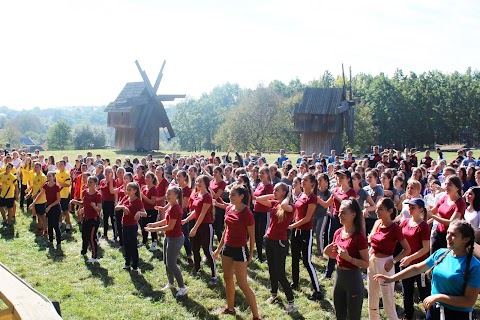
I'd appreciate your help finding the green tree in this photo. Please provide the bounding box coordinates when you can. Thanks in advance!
[72,123,106,149]
[0,123,21,148]
[47,120,72,150]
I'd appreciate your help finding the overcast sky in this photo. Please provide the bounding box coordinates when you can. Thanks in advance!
[1,0,479,110]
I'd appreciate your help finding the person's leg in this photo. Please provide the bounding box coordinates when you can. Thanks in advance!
[300,230,321,292]
[401,273,415,319]
[200,224,216,277]
[265,238,278,296]
[344,269,365,320]
[333,269,348,320]
[81,218,89,254]
[213,207,225,242]
[290,230,301,287]
[254,212,266,261]
[325,215,341,277]
[89,219,98,258]
[163,235,174,284]
[192,233,202,273]
[318,215,328,255]
[222,255,236,310]
[273,239,294,302]
[368,257,382,320]
[103,201,110,238]
[166,236,185,287]
[123,226,132,266]
[148,210,157,242]
[115,210,123,246]
[108,203,116,239]
[20,184,26,208]
[47,209,55,244]
[417,272,431,302]
[181,211,192,258]
[52,206,62,245]
[379,257,399,320]
[234,260,260,318]
[131,225,139,269]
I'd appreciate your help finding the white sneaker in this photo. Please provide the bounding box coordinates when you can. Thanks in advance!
[176,287,188,297]
[286,303,297,314]
[149,241,157,252]
[162,283,175,290]
[87,258,99,263]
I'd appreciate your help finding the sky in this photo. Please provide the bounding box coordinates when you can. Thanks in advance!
[0,0,479,110]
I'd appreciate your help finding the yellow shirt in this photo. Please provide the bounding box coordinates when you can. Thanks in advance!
[0,172,17,198]
[0,166,16,175]
[32,172,47,204]
[20,167,34,185]
[56,170,71,198]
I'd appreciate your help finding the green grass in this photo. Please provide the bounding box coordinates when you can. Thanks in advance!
[0,205,454,320]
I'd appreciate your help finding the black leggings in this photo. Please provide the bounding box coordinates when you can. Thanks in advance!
[82,218,99,258]
[291,229,320,292]
[47,205,62,245]
[192,223,216,277]
[181,211,192,256]
[213,207,225,242]
[102,201,115,238]
[265,238,294,302]
[333,268,364,320]
[401,269,430,319]
[114,210,123,246]
[326,215,342,277]
[254,211,268,260]
[123,225,139,269]
[426,304,476,320]
[140,209,158,244]
[431,230,447,254]
[20,184,32,208]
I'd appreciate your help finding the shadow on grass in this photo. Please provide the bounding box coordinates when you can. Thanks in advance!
[46,246,66,262]
[83,256,115,287]
[128,271,164,302]
[0,225,17,241]
[177,295,219,320]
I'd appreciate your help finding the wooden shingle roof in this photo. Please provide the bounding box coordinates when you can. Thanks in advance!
[104,82,149,112]
[294,87,344,115]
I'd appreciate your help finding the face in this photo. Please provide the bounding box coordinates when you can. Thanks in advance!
[445,178,459,195]
[176,173,185,183]
[87,179,96,188]
[229,190,244,204]
[380,174,389,184]
[166,190,177,202]
[145,174,153,184]
[375,202,391,221]
[338,203,355,225]
[465,189,475,204]
[195,178,206,190]
[273,186,286,199]
[446,225,470,251]
[407,183,419,196]
[127,186,136,197]
[318,177,328,189]
[408,203,422,217]
[336,174,347,185]
[259,170,268,180]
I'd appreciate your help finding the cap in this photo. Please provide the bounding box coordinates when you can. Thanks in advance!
[335,169,351,180]
[406,198,425,208]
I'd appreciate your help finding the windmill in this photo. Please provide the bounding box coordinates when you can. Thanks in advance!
[105,60,185,151]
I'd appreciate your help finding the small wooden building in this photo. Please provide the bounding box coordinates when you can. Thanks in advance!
[105,61,185,151]
[294,87,357,155]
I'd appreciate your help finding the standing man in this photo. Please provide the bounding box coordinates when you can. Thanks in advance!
[56,160,72,232]
[368,146,382,168]
[328,150,336,164]
[277,149,288,166]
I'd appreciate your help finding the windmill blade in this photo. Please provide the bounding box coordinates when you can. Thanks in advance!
[153,60,166,93]
[135,60,155,97]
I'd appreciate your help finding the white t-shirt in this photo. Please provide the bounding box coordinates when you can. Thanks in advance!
[65,162,73,171]
[465,207,480,232]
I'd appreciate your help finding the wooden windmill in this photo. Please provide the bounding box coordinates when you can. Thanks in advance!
[293,65,359,155]
[105,60,185,151]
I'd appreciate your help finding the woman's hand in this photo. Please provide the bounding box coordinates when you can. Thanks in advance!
[46,205,51,213]
[384,190,393,197]
[213,248,221,260]
[144,226,152,232]
[337,246,349,260]
[400,256,412,267]
[384,259,394,272]
[423,295,439,310]
[373,274,393,283]
[189,228,197,237]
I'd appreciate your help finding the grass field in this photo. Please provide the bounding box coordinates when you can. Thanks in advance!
[0,149,474,319]
[0,206,453,320]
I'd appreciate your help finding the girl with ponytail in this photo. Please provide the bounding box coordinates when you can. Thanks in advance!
[375,220,480,320]
[256,183,297,314]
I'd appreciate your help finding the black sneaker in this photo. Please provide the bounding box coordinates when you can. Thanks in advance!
[308,291,323,301]
[290,282,299,290]
[122,265,131,271]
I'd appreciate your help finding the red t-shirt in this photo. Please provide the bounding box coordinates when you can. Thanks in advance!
[399,219,430,264]
[343,160,355,169]
[122,197,144,226]
[190,192,213,224]
[165,203,183,238]
[156,178,169,206]
[141,185,158,210]
[435,195,466,233]
[253,182,274,212]
[370,222,405,256]
[117,185,126,205]
[332,187,357,216]
[99,179,115,202]
[43,183,60,206]
[83,191,102,220]
[333,228,368,269]
[266,200,295,241]
[115,178,123,188]
[294,192,317,230]
[224,205,255,247]
[209,179,226,200]
[182,186,192,207]
[134,175,146,187]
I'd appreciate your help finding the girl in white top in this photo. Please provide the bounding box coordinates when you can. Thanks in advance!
[464,187,480,243]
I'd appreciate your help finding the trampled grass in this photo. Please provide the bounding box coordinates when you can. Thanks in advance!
[0,205,457,320]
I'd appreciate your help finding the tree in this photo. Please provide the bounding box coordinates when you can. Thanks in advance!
[0,123,21,148]
[72,123,106,149]
[47,120,72,150]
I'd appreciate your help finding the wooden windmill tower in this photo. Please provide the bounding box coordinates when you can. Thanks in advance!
[105,60,185,151]
[293,65,358,155]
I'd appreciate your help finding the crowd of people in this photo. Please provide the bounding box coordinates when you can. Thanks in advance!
[1,146,480,320]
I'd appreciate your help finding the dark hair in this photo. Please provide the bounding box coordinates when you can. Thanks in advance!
[303,173,318,195]
[145,171,157,186]
[196,175,211,191]
[382,172,394,191]
[237,174,253,206]
[168,186,184,209]
[458,167,467,182]
[259,166,271,183]
[467,187,480,211]
[341,198,364,234]
[87,175,98,185]
[446,175,463,197]
[137,164,146,175]
[274,182,293,222]
[378,197,397,220]
[453,220,476,291]
[317,173,331,197]
[124,172,134,182]
[231,185,250,206]
[127,182,141,198]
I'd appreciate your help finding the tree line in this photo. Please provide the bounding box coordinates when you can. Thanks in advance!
[171,68,480,153]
